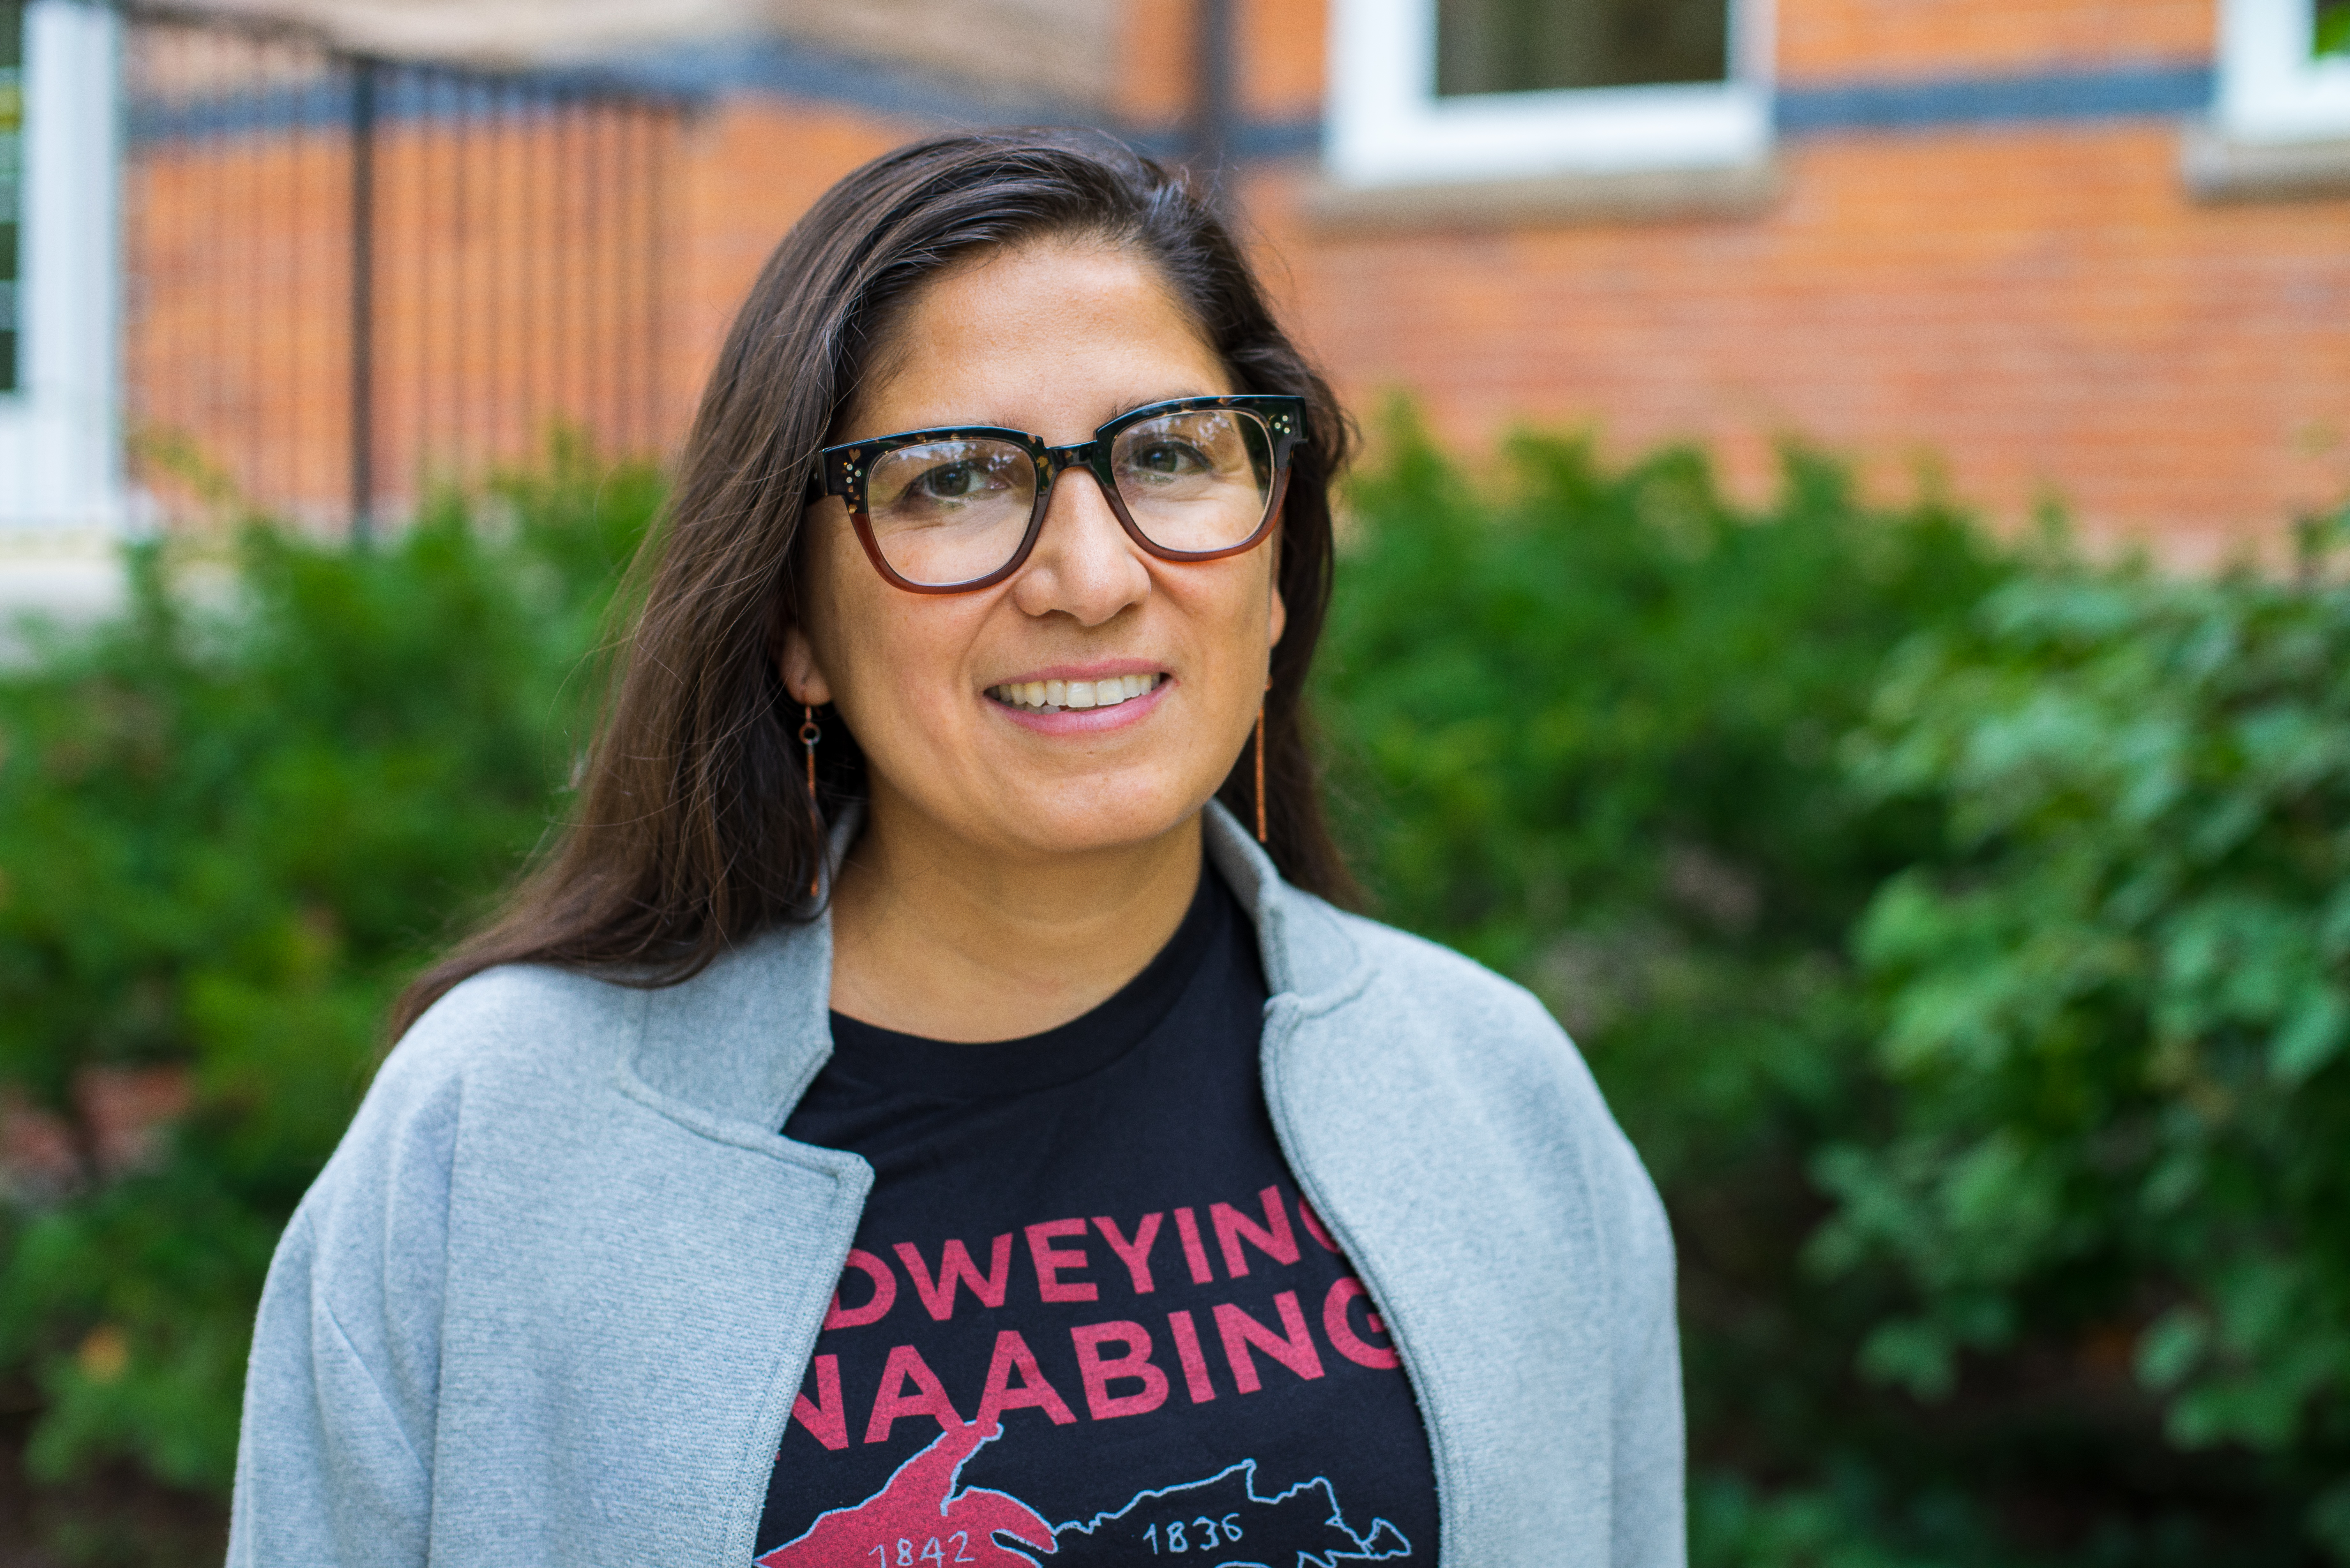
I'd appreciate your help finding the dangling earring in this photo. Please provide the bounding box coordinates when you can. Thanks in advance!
[1253,698,1268,844]
[799,703,824,897]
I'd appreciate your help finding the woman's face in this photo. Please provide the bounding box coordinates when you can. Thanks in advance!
[785,241,1286,865]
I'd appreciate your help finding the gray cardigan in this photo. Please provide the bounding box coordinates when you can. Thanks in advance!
[227,807,1684,1566]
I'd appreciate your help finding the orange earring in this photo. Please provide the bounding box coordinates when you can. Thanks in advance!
[1254,698,1267,844]
[799,703,824,897]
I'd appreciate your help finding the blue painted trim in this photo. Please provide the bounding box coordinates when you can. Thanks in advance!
[1776,62,2213,134]
[1232,116,1322,159]
[127,61,676,145]
[125,33,1077,146]
[127,26,2219,155]
[618,35,1323,158]
[1190,66,2221,166]
[130,80,346,144]
[1210,63,2219,165]
[600,36,1070,128]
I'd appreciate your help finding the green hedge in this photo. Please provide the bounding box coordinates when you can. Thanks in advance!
[1325,426,2349,1565]
[2,427,2344,1565]
[1821,530,2350,1555]
[0,448,657,1534]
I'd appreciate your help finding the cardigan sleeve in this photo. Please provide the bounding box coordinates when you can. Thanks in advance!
[1599,1110,1686,1568]
[228,1033,464,1567]
[228,1209,432,1567]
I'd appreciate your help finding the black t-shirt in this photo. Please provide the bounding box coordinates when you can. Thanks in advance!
[757,869,1439,1566]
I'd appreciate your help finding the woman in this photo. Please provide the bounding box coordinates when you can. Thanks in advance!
[228,130,1682,1567]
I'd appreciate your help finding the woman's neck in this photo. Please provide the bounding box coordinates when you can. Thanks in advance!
[825,799,1205,1043]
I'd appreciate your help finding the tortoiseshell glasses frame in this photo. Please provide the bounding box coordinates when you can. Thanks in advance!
[803,394,1309,594]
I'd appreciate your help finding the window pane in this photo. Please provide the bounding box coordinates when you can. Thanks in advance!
[2319,0,2350,58]
[0,0,20,394]
[1436,0,1730,96]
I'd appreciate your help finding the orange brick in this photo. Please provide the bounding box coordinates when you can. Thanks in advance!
[1238,0,1326,120]
[1779,0,2214,83]
[1115,0,1198,129]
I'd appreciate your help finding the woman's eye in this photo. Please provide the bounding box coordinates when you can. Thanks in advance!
[915,462,991,500]
[1128,441,1211,478]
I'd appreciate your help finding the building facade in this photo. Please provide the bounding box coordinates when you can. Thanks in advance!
[1277,0,2350,560]
[5,0,2348,568]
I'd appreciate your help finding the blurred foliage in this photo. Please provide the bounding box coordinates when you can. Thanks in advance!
[1818,516,2350,1555]
[0,442,657,1548]
[1323,413,2345,1564]
[4,419,2347,1567]
[2320,0,2350,59]
[1322,416,2020,1564]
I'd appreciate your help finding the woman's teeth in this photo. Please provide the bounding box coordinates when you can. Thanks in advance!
[988,672,1163,712]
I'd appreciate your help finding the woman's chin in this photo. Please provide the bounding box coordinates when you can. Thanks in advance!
[945,780,1211,863]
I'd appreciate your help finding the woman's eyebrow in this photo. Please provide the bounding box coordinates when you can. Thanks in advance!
[1107,391,1212,423]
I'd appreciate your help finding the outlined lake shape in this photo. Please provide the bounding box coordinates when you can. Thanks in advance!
[1048,1460,1412,1567]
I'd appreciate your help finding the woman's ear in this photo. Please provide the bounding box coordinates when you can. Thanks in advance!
[780,621,834,707]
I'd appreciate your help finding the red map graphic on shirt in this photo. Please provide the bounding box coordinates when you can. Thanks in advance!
[756,1419,1056,1568]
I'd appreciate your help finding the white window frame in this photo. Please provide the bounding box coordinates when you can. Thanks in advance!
[2217,0,2350,144]
[0,0,125,533]
[1325,0,1773,190]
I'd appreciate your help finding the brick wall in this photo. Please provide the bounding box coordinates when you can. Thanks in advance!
[123,0,2350,555]
[663,98,914,444]
[1247,123,2350,557]
[1236,0,1325,120]
[1117,0,1199,130]
[1229,0,2350,557]
[1778,0,2214,81]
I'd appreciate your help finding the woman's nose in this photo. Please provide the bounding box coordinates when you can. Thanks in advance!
[1010,466,1151,625]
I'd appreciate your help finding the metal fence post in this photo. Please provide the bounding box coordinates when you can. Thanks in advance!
[1194,0,1233,192]
[347,53,376,544]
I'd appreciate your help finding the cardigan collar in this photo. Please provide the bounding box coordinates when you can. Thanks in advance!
[623,801,1364,1134]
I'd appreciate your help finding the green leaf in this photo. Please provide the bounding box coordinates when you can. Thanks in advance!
[2136,1305,2210,1391]
[2272,984,2350,1084]
[1857,1317,1957,1400]
[2319,2,2350,59]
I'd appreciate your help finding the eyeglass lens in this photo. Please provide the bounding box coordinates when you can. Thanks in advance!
[861,408,1278,587]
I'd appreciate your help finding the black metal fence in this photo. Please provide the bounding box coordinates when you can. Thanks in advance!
[123,5,679,535]
[1,1,23,396]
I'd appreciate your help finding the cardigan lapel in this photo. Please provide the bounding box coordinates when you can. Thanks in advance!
[610,911,876,1564]
[1216,805,1610,1563]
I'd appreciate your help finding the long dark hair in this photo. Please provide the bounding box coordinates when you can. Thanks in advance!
[392,128,1359,1038]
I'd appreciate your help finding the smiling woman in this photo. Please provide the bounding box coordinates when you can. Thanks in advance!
[789,248,1304,1040]
[224,131,1685,1568]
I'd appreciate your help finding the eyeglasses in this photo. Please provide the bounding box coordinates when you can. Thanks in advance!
[805,394,1308,593]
